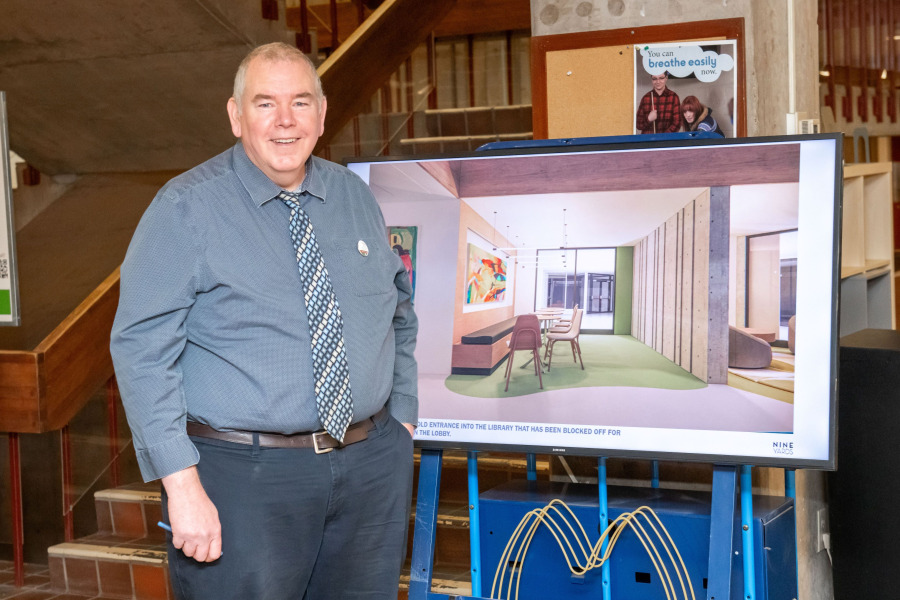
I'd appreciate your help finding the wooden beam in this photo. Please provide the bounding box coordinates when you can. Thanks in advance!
[287,0,529,50]
[316,0,457,149]
[434,0,531,37]
[452,144,801,198]
[418,161,460,197]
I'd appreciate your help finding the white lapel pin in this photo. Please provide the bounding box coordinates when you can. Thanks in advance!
[358,240,369,257]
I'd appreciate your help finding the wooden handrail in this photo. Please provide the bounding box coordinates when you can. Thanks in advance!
[0,269,120,433]
[317,0,456,149]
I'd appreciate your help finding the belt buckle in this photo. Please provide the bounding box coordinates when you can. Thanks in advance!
[312,431,334,454]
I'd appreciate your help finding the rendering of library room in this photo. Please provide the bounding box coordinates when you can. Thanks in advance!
[360,141,805,436]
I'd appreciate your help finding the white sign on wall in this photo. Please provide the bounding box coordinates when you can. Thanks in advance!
[0,92,20,326]
[634,41,738,138]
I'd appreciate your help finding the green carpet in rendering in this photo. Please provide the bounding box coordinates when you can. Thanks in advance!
[444,334,706,398]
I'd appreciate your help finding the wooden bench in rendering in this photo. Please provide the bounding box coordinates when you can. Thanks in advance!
[450,317,518,375]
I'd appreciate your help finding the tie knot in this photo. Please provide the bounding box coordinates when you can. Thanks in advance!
[278,190,303,210]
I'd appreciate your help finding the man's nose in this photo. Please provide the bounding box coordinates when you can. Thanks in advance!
[276,104,295,126]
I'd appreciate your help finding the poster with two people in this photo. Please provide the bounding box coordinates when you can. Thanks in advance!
[634,41,737,138]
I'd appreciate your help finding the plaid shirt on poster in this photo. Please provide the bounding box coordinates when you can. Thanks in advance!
[635,88,682,134]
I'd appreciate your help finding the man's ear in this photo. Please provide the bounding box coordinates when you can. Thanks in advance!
[227,97,242,138]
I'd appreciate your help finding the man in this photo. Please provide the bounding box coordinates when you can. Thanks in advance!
[635,71,682,134]
[110,42,417,599]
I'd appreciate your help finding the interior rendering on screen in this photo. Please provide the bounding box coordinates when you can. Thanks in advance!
[347,135,841,468]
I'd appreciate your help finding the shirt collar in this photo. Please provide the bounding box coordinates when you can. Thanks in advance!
[232,142,327,207]
[297,156,327,204]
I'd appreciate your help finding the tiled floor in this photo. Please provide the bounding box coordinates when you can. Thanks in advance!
[0,562,96,600]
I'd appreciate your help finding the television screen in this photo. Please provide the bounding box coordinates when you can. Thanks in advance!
[346,134,841,469]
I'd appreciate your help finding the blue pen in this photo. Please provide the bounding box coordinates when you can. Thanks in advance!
[157,521,223,557]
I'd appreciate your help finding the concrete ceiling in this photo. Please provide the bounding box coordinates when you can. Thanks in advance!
[0,0,295,174]
[1,0,458,175]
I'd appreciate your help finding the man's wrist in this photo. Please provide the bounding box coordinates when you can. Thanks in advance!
[162,466,202,495]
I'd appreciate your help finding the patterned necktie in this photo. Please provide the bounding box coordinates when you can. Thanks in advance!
[279,191,354,442]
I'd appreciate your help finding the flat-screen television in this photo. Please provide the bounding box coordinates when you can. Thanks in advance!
[346,133,842,469]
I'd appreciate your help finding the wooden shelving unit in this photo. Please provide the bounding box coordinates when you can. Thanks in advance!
[840,162,896,336]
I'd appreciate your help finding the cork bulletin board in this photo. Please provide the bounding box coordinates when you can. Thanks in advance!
[531,18,746,140]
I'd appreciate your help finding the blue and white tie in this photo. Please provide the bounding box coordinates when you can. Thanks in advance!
[279,191,353,442]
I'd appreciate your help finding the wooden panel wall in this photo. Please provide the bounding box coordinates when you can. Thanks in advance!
[631,187,730,384]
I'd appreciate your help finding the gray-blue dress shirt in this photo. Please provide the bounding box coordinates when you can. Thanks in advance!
[110,142,418,482]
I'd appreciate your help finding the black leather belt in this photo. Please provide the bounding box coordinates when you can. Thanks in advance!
[186,406,387,454]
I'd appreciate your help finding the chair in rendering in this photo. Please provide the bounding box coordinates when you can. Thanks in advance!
[550,304,578,333]
[545,307,584,371]
[504,314,543,391]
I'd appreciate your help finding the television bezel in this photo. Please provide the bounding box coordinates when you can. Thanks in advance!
[345,132,842,470]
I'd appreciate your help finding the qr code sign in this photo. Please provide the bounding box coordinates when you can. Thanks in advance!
[0,258,8,279]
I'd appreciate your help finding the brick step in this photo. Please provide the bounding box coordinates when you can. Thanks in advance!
[95,484,165,540]
[47,451,547,597]
[48,538,171,599]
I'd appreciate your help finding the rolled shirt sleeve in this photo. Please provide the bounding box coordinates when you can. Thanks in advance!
[110,187,203,482]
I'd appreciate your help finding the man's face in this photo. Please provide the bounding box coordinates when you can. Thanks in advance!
[227,57,326,190]
[651,74,668,94]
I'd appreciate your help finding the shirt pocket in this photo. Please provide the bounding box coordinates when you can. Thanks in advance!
[329,236,396,297]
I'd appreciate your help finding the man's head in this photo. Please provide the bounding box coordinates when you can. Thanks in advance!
[227,43,326,190]
[650,72,668,94]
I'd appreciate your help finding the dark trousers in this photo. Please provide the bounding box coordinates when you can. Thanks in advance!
[162,411,414,599]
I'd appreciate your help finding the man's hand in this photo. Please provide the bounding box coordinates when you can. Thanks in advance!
[162,467,222,562]
[402,422,416,438]
[647,109,658,123]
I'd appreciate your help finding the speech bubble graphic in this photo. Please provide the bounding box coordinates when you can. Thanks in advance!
[640,45,735,83]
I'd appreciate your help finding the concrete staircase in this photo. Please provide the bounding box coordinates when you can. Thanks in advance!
[47,451,548,598]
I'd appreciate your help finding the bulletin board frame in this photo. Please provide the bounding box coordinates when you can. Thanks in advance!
[530,18,747,140]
